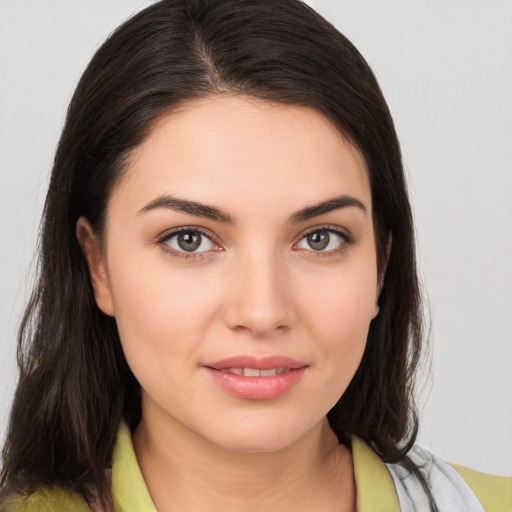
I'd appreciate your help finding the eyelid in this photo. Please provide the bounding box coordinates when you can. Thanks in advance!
[156,225,219,244]
[298,224,354,242]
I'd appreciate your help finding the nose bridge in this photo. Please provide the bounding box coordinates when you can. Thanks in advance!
[223,243,296,335]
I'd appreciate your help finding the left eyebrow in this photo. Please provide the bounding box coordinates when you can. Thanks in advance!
[287,195,367,223]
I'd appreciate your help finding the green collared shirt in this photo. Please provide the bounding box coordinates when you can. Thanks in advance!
[3,423,510,511]
[111,423,401,511]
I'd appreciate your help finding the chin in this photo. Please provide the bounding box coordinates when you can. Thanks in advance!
[198,414,318,454]
[212,433,299,454]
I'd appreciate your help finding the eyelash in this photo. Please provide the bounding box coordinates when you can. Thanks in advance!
[155,225,355,262]
[298,225,355,257]
[156,226,219,262]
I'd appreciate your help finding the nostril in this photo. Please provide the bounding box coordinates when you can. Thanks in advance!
[221,263,298,334]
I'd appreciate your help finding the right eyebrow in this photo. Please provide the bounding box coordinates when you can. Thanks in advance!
[287,195,367,223]
[137,195,235,224]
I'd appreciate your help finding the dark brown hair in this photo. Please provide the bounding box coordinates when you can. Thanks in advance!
[1,0,427,509]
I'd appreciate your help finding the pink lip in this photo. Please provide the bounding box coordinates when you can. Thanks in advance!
[204,355,307,370]
[203,355,308,400]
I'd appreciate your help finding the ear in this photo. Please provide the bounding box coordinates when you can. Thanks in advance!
[76,216,115,316]
[377,233,392,295]
[374,233,392,318]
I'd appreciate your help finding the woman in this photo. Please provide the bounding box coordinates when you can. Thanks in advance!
[0,0,509,511]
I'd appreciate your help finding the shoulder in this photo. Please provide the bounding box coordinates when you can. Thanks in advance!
[386,444,512,512]
[1,487,93,512]
[451,462,512,512]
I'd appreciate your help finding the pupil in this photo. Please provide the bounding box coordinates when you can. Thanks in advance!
[178,231,201,251]
[308,230,329,250]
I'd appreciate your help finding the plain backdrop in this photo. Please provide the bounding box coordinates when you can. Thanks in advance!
[1,0,510,477]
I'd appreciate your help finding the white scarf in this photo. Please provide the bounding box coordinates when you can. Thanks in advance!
[386,445,485,512]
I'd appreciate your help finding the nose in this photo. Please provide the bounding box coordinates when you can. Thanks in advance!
[222,248,297,337]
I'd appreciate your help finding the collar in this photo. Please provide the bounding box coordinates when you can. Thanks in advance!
[351,435,400,511]
[111,423,400,512]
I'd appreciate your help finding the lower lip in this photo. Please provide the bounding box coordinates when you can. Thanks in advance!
[204,367,307,400]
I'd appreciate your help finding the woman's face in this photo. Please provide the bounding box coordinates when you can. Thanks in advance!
[84,95,379,452]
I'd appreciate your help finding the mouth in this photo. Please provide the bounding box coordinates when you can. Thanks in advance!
[204,355,307,372]
[211,367,291,377]
[203,355,308,400]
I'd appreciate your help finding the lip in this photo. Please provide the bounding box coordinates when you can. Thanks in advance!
[203,355,308,400]
[204,355,307,371]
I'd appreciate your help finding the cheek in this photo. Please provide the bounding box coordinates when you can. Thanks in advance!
[107,253,220,376]
[310,285,373,373]
[300,257,378,342]
[297,254,378,394]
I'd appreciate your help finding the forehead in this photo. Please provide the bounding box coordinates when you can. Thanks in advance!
[113,95,371,218]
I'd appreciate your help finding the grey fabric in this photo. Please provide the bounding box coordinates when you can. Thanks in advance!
[385,446,485,512]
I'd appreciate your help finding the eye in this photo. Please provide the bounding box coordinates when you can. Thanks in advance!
[161,229,217,254]
[296,228,350,253]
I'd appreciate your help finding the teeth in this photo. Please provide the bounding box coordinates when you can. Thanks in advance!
[243,368,260,377]
[221,367,289,377]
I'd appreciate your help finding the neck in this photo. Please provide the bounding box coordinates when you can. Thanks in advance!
[133,412,355,512]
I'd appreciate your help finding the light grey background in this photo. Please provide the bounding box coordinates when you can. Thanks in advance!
[1,0,511,476]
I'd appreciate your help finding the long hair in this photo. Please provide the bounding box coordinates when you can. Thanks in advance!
[1,0,425,508]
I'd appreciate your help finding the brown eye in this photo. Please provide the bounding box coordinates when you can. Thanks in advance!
[297,228,347,253]
[177,231,201,251]
[164,229,216,253]
[306,230,330,250]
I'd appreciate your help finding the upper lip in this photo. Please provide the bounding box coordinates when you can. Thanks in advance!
[204,355,308,370]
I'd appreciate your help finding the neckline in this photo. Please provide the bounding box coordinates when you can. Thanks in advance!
[111,423,400,512]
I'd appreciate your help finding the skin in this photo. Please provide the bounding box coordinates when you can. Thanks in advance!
[78,95,381,511]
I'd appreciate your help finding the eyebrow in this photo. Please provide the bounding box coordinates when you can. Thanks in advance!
[287,195,367,223]
[138,195,235,223]
[138,194,367,224]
